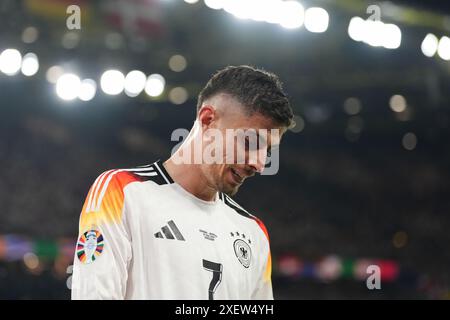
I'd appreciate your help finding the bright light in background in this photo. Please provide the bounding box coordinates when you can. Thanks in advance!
[124,70,147,97]
[389,94,407,113]
[402,132,417,151]
[23,252,39,270]
[21,53,39,77]
[169,87,189,105]
[56,73,81,101]
[250,0,274,22]
[364,20,385,47]
[100,70,125,95]
[224,0,282,24]
[437,36,450,61]
[290,115,305,133]
[145,74,165,97]
[305,7,329,33]
[343,97,362,115]
[21,26,39,44]
[204,0,223,10]
[279,1,304,29]
[46,65,64,84]
[262,0,285,24]
[0,49,22,76]
[104,32,125,50]
[78,79,97,101]
[348,17,365,42]
[382,23,402,49]
[184,0,199,3]
[348,17,401,49]
[223,0,252,20]
[421,33,438,57]
[61,31,80,49]
[316,255,342,281]
[168,54,187,72]
[203,0,310,30]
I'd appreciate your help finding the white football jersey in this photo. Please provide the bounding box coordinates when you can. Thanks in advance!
[71,160,273,300]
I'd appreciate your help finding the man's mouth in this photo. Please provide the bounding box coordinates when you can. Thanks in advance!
[230,168,244,183]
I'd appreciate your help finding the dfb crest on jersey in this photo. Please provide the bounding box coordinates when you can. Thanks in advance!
[230,232,252,268]
[77,229,104,264]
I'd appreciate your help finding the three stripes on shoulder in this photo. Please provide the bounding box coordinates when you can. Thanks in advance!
[85,163,168,213]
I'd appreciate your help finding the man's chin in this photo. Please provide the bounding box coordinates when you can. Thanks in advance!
[221,184,240,197]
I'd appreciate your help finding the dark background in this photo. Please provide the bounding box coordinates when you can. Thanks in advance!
[0,0,449,299]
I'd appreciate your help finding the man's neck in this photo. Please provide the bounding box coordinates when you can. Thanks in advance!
[163,158,218,202]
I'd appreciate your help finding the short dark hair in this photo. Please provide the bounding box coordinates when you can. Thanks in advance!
[197,65,294,128]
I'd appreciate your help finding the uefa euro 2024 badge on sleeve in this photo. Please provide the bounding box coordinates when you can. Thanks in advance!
[76,228,104,264]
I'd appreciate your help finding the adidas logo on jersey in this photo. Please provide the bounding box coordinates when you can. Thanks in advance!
[154,220,185,241]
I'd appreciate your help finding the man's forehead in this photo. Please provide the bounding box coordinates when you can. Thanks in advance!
[203,93,287,136]
[229,127,284,148]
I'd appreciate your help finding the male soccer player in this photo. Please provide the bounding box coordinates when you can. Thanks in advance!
[71,65,294,299]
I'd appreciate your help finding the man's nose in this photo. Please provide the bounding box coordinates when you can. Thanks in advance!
[247,150,266,174]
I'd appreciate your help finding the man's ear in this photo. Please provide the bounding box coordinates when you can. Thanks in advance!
[198,105,216,128]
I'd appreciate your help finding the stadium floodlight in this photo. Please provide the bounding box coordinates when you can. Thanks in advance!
[304,7,329,33]
[22,26,39,44]
[421,33,438,57]
[46,65,64,84]
[389,95,407,113]
[365,20,385,47]
[262,0,285,24]
[348,17,365,42]
[402,132,417,151]
[0,48,22,76]
[348,17,401,49]
[169,87,189,105]
[279,1,304,29]
[78,79,97,101]
[125,70,147,97]
[168,55,187,72]
[56,73,81,101]
[145,74,165,97]
[382,23,401,49]
[100,69,125,95]
[250,0,273,22]
[21,53,39,77]
[204,0,223,10]
[437,36,450,61]
[223,0,248,19]
[204,0,308,30]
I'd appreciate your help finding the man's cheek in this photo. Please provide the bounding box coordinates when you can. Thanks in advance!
[260,148,279,175]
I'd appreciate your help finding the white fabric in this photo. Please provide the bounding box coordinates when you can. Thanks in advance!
[71,163,273,300]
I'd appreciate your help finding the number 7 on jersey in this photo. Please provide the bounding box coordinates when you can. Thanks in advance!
[202,259,223,300]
